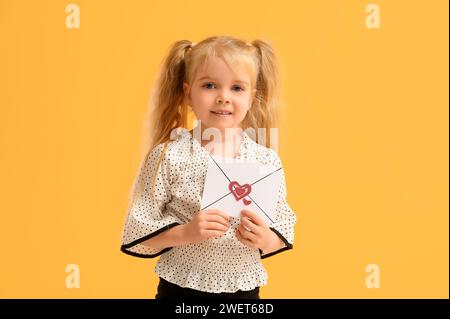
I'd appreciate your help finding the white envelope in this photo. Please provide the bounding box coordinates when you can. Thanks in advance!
[200,154,282,224]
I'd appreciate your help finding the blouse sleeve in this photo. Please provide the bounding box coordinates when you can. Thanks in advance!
[120,143,182,258]
[259,152,298,259]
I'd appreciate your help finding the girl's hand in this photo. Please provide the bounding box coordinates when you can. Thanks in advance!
[183,209,231,244]
[236,209,283,253]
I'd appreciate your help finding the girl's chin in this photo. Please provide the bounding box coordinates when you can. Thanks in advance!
[198,123,240,132]
[202,118,232,126]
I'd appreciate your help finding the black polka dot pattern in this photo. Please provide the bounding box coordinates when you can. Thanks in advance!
[120,128,297,293]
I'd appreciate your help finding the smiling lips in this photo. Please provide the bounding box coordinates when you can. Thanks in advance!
[211,110,232,116]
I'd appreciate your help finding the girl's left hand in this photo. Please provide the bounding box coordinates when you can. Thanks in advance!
[235,209,281,253]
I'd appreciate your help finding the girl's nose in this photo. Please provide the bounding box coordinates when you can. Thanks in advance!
[216,96,230,104]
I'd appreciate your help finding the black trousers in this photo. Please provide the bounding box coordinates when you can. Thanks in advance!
[155,277,260,299]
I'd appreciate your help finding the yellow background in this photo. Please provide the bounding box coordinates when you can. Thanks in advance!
[0,0,448,298]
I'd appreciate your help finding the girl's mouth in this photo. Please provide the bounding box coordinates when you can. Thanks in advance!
[211,111,232,116]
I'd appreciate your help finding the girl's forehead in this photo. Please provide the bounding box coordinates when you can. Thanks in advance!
[194,56,252,82]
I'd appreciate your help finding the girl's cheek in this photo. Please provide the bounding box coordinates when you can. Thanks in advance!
[198,94,214,104]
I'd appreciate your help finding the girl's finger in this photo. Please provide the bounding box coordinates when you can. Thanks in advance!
[205,210,230,224]
[236,228,257,249]
[241,209,265,227]
[237,226,257,243]
[205,221,229,232]
[240,217,261,236]
[204,214,229,227]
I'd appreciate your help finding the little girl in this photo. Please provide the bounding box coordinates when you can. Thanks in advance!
[120,35,297,299]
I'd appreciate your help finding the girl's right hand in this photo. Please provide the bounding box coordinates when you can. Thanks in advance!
[183,209,231,244]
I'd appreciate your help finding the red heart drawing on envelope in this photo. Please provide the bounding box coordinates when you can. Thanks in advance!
[229,181,252,205]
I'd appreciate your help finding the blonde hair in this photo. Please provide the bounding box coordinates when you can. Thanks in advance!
[125,35,281,214]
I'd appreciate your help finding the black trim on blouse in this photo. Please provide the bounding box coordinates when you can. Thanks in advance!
[259,227,293,259]
[121,223,293,259]
[120,222,181,258]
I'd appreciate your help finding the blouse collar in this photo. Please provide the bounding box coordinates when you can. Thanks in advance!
[174,127,251,160]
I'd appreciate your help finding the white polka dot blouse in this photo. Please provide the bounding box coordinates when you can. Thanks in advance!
[121,127,297,293]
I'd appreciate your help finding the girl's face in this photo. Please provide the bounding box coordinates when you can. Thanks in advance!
[183,56,256,134]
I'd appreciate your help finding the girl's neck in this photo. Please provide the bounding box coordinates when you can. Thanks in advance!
[192,126,244,159]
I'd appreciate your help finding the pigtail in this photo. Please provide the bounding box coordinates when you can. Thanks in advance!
[125,40,193,217]
[245,39,281,148]
[148,40,193,150]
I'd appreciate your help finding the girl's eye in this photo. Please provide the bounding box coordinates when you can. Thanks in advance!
[202,83,244,92]
[203,83,216,89]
